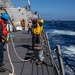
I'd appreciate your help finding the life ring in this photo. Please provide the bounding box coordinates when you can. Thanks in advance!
[21,19,26,27]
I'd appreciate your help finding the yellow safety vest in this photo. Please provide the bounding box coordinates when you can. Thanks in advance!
[33,24,43,35]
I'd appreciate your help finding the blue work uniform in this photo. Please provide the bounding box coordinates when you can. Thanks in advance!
[0,24,4,65]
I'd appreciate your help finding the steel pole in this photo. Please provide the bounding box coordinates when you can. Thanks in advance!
[56,45,65,75]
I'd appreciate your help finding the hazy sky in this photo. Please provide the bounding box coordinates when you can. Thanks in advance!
[11,0,75,21]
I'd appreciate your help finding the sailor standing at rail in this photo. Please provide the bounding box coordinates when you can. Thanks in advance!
[0,13,9,72]
[32,19,44,65]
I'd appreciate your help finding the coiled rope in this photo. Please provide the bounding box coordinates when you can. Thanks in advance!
[10,34,31,62]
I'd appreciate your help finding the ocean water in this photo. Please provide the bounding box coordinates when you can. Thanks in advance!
[44,21,75,75]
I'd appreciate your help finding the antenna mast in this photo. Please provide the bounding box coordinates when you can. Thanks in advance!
[28,0,30,10]
[28,0,30,6]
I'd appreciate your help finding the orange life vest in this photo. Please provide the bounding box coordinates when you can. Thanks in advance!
[0,20,8,37]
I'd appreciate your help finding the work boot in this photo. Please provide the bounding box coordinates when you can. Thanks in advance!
[0,63,4,67]
[3,48,6,51]
[36,61,42,65]
[0,67,6,72]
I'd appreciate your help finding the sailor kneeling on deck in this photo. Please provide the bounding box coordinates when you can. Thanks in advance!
[32,19,44,65]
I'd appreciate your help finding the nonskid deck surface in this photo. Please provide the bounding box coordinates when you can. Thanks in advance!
[0,31,56,75]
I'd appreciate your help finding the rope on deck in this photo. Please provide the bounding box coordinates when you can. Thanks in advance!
[6,35,15,75]
[10,34,31,62]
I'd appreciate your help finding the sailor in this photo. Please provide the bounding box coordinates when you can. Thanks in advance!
[32,19,44,44]
[32,19,44,65]
[32,19,38,45]
[28,19,32,34]
[0,13,9,72]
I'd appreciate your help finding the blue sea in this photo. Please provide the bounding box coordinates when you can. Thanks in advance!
[44,21,75,75]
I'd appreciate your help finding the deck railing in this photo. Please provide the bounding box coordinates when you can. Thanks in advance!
[42,31,75,75]
[41,31,60,75]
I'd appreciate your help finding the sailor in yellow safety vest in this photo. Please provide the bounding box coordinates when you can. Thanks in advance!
[32,19,44,44]
[32,19,44,65]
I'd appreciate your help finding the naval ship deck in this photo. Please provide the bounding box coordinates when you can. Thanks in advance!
[0,31,57,75]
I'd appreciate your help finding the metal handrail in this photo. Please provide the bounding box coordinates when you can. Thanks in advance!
[43,31,75,75]
[55,45,65,75]
[42,31,60,75]
[55,46,75,73]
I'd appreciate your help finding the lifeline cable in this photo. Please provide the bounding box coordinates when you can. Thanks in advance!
[55,49,75,72]
[10,34,31,62]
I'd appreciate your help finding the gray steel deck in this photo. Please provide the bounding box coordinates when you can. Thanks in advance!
[0,31,57,75]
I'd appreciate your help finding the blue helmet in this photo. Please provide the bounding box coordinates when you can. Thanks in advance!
[1,14,10,21]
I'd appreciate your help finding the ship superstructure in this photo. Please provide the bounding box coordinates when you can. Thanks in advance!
[0,0,12,7]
